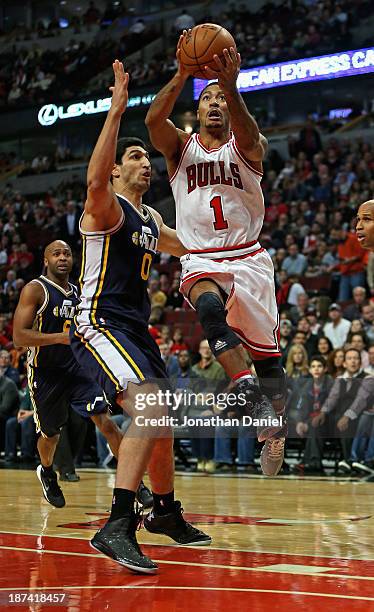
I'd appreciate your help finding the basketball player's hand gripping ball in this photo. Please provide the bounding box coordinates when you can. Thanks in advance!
[176,30,192,79]
[204,47,241,89]
[109,59,129,114]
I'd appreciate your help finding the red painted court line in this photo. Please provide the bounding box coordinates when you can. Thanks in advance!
[0,532,373,610]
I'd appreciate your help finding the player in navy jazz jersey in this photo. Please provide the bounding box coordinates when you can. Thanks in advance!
[70,60,210,573]
[13,240,152,509]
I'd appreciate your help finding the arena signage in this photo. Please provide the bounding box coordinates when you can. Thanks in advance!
[193,47,374,98]
[37,93,156,126]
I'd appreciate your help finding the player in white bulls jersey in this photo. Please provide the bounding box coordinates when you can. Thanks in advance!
[146,32,287,476]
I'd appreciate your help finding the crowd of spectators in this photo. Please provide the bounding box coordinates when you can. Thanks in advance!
[0,122,373,476]
[1,0,372,109]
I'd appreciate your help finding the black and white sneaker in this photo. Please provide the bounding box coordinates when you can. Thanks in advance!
[352,460,374,475]
[36,465,65,508]
[235,379,282,442]
[136,481,153,510]
[144,501,212,546]
[91,515,158,574]
[338,459,352,474]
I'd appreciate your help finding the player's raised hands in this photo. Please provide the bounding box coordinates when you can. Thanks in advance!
[109,59,129,115]
[176,30,190,79]
[204,47,241,89]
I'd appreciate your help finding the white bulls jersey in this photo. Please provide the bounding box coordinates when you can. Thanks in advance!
[170,132,264,255]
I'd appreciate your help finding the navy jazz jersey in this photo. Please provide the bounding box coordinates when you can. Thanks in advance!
[27,275,78,371]
[76,194,159,328]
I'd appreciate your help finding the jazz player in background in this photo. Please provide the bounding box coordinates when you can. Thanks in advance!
[146,32,286,476]
[13,240,153,509]
[70,60,210,574]
[356,200,374,251]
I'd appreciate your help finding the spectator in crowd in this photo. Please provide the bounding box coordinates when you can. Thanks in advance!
[279,318,293,365]
[296,317,319,358]
[166,276,184,309]
[317,336,333,360]
[298,118,322,160]
[174,10,195,33]
[361,303,374,343]
[171,350,197,391]
[170,328,188,354]
[295,356,334,474]
[343,286,367,321]
[337,227,366,301]
[323,303,351,349]
[289,292,309,324]
[59,201,81,244]
[4,387,36,463]
[0,349,20,387]
[364,346,374,376]
[315,348,372,474]
[349,333,369,369]
[148,277,167,309]
[326,348,345,378]
[282,244,307,277]
[285,344,310,383]
[350,404,374,475]
[159,342,178,377]
[0,367,20,449]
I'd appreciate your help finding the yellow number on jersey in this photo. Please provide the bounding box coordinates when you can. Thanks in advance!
[63,319,72,333]
[141,253,152,281]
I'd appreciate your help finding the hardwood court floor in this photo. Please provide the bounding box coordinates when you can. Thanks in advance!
[0,468,373,611]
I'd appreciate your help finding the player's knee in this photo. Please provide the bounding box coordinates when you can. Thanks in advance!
[195,292,241,357]
[253,357,287,405]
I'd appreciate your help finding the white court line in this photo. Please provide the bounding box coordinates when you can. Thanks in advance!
[0,585,373,602]
[1,529,374,561]
[0,545,373,584]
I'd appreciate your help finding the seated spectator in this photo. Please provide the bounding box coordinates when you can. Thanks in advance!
[305,305,321,335]
[289,292,309,324]
[294,356,334,474]
[4,387,36,463]
[337,227,366,301]
[282,244,307,277]
[326,348,345,378]
[323,303,351,349]
[0,368,20,450]
[170,350,198,392]
[174,10,195,33]
[350,403,374,475]
[361,304,374,342]
[314,348,373,474]
[343,286,367,321]
[279,319,293,365]
[148,278,167,309]
[0,349,21,387]
[166,277,184,309]
[364,346,374,376]
[317,336,333,360]
[157,325,173,352]
[296,317,319,358]
[170,328,188,354]
[159,342,178,377]
[286,344,310,385]
[347,318,366,341]
[349,334,369,369]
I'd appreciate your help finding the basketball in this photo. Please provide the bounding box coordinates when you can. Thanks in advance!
[179,23,236,79]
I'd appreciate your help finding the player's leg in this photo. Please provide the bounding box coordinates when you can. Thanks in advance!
[90,411,153,508]
[253,356,288,476]
[144,434,211,545]
[30,370,68,508]
[189,279,280,441]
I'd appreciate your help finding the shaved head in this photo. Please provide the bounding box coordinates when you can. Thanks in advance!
[43,240,73,280]
[356,201,374,250]
[44,240,71,258]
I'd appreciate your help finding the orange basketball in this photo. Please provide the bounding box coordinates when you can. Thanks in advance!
[179,23,236,79]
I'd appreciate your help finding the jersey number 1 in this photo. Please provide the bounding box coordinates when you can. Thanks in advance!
[210,196,228,231]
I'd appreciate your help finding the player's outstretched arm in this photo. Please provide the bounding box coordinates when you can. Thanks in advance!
[145,32,190,170]
[149,208,187,257]
[204,48,267,162]
[85,60,128,227]
[13,282,69,348]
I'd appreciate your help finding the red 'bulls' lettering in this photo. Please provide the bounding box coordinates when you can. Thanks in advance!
[186,162,244,194]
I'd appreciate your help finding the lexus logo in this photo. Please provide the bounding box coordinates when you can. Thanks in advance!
[38,104,58,126]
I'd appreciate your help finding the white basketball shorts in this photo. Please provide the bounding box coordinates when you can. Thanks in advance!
[179,246,280,359]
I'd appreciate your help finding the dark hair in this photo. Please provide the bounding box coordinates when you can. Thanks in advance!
[115,137,147,164]
[310,355,326,367]
[317,335,333,353]
[197,81,219,106]
[344,347,361,360]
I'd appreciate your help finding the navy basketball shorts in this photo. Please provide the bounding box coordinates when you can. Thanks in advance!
[28,364,108,438]
[71,319,168,402]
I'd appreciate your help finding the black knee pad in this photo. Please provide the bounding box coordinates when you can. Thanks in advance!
[195,292,241,357]
[253,357,287,402]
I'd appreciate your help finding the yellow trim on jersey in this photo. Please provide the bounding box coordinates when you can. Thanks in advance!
[79,235,86,292]
[74,330,122,392]
[27,366,47,438]
[100,327,145,381]
[32,314,43,367]
[88,234,145,381]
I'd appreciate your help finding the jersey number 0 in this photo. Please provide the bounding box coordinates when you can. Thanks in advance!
[210,196,228,231]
